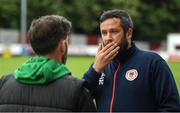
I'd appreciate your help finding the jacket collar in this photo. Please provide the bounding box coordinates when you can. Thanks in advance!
[114,42,138,63]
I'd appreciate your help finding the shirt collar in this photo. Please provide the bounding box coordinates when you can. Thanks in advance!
[114,42,138,63]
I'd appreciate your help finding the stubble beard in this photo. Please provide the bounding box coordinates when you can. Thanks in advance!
[118,35,128,53]
[114,35,128,60]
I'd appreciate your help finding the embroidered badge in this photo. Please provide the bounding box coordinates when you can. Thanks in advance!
[99,73,105,85]
[125,69,138,81]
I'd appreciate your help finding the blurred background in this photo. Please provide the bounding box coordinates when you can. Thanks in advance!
[0,0,180,92]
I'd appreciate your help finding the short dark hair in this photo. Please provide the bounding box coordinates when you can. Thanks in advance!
[29,15,72,55]
[100,9,133,33]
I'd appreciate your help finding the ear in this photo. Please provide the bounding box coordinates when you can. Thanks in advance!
[126,28,133,41]
[59,40,66,54]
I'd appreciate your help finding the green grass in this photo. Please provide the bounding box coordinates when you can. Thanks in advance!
[66,56,94,77]
[0,56,94,77]
[0,56,180,93]
[168,62,180,92]
[0,56,31,76]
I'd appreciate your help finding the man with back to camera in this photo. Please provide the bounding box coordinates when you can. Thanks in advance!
[0,15,108,112]
[83,9,180,112]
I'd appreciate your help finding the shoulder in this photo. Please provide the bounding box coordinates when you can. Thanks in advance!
[137,49,171,73]
[55,75,86,93]
[137,49,163,61]
[60,76,91,99]
[60,75,85,87]
[0,74,14,89]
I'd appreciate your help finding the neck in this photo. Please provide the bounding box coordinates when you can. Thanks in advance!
[115,42,135,63]
[46,53,62,63]
[127,41,132,49]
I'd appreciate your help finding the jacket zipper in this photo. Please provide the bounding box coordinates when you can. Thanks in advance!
[110,62,120,113]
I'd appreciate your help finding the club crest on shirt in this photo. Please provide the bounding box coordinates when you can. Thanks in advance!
[125,69,138,81]
[99,73,105,85]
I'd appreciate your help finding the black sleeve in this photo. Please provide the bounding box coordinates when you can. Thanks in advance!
[76,87,97,112]
[151,59,180,111]
[83,64,101,97]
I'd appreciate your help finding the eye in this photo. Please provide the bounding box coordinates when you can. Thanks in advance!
[101,30,107,36]
[110,29,119,34]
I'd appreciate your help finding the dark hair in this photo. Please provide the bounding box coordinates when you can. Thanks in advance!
[100,9,133,33]
[29,15,72,55]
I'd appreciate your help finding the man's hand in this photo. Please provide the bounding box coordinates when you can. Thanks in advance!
[93,41,120,73]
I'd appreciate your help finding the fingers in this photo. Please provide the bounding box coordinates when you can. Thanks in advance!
[95,42,119,62]
[105,46,119,60]
[99,41,119,57]
[103,43,118,55]
[93,41,120,73]
[101,42,116,53]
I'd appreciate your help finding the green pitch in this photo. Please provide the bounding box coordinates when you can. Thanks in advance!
[0,56,180,93]
[0,56,94,77]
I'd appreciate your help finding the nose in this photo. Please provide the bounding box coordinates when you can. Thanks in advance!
[104,32,113,44]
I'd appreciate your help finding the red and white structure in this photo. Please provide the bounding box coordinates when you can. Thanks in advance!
[0,29,180,62]
[167,33,180,61]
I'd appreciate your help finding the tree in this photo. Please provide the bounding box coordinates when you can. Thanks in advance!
[0,0,20,29]
[0,0,179,42]
[135,0,180,41]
